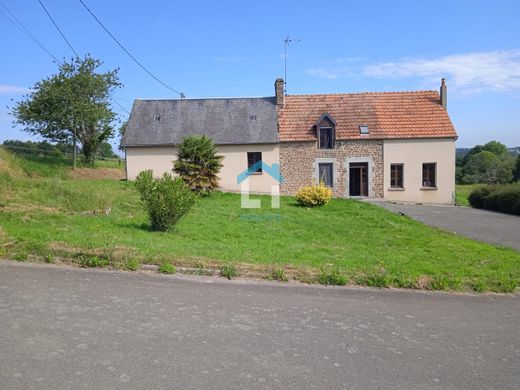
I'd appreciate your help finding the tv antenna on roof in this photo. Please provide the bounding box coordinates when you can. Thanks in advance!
[284,36,301,96]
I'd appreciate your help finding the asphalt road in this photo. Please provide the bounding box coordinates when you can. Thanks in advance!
[1,261,519,390]
[369,201,520,251]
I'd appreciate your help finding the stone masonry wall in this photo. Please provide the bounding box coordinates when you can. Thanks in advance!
[280,140,383,198]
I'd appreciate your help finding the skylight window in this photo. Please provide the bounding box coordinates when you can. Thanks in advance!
[359,124,369,135]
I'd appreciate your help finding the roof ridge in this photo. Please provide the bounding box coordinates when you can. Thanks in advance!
[134,96,275,102]
[287,90,438,97]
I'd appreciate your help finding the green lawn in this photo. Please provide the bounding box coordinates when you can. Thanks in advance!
[455,184,481,207]
[1,151,519,292]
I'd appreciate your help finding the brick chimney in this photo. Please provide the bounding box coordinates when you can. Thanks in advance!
[275,78,284,107]
[440,78,447,110]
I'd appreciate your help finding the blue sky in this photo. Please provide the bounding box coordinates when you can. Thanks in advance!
[1,0,519,149]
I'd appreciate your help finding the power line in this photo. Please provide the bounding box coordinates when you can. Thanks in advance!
[0,0,59,63]
[37,0,79,58]
[0,1,129,117]
[79,0,185,98]
[37,1,131,115]
[110,95,131,114]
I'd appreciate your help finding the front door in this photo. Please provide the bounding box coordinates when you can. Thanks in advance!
[349,162,368,197]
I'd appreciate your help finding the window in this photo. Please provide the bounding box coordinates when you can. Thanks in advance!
[422,163,436,188]
[318,163,333,187]
[390,164,404,188]
[319,127,334,149]
[154,114,160,122]
[247,152,262,173]
[359,124,369,135]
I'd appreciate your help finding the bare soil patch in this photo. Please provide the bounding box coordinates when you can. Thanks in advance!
[69,167,125,180]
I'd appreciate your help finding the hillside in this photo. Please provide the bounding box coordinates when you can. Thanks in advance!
[0,147,124,179]
[0,149,519,292]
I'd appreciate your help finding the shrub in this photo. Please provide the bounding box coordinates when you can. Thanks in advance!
[173,135,223,194]
[295,184,333,207]
[467,186,491,209]
[135,170,196,231]
[158,262,176,274]
[220,264,238,279]
[468,183,520,215]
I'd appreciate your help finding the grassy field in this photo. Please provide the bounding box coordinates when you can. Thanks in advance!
[455,184,481,207]
[1,150,519,292]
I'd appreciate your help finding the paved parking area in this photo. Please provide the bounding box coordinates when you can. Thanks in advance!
[369,201,520,251]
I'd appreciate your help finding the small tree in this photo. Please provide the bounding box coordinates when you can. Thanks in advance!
[12,55,121,166]
[173,135,223,194]
[135,170,196,231]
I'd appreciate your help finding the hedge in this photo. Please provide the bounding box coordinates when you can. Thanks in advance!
[468,183,520,215]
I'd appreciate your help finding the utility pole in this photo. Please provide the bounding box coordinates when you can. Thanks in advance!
[284,36,300,96]
[72,128,77,169]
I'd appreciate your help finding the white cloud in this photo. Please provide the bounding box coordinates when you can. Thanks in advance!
[306,67,356,79]
[364,50,520,93]
[0,84,31,95]
[307,50,520,94]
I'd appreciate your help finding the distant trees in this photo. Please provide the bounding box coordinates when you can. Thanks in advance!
[457,141,516,184]
[12,55,121,166]
[1,139,71,157]
[1,139,118,160]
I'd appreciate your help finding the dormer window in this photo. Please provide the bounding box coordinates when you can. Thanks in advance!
[319,127,334,149]
[359,124,369,135]
[316,113,336,149]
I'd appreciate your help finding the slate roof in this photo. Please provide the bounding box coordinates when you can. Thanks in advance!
[278,91,457,141]
[121,97,278,147]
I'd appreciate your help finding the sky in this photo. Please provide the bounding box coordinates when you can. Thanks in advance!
[0,0,519,150]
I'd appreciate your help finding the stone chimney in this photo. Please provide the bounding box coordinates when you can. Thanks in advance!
[275,78,284,107]
[440,78,447,110]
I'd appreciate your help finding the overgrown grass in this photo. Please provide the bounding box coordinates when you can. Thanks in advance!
[158,262,176,274]
[0,149,122,178]
[455,184,481,207]
[1,150,520,292]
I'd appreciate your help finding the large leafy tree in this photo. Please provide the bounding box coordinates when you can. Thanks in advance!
[173,135,223,194]
[459,140,515,184]
[462,150,514,184]
[12,55,121,166]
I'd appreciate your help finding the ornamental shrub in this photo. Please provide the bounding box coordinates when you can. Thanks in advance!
[173,135,223,194]
[468,183,520,215]
[295,184,333,207]
[135,170,196,231]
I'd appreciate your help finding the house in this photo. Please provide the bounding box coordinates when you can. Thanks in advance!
[121,78,457,204]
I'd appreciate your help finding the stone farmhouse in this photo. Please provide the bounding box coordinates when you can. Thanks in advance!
[121,78,457,204]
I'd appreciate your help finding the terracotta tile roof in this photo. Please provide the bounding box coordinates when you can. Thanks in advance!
[278,91,457,141]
